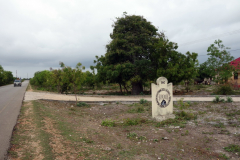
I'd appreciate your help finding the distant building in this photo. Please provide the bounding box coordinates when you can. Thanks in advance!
[229,57,240,86]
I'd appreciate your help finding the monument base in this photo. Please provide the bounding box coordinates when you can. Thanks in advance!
[153,114,175,122]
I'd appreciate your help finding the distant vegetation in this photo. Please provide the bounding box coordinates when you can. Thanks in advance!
[30,13,240,95]
[0,65,14,86]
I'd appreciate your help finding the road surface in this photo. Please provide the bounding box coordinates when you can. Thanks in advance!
[0,80,28,160]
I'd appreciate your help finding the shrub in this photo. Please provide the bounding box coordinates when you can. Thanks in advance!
[175,111,197,120]
[226,96,233,103]
[213,96,225,103]
[175,98,189,110]
[139,99,148,104]
[215,84,234,95]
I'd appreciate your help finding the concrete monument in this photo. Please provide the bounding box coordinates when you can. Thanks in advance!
[151,77,175,121]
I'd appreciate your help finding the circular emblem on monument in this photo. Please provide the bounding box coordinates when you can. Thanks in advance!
[156,88,171,108]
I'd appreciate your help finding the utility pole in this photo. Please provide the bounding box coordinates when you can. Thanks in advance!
[16,70,17,78]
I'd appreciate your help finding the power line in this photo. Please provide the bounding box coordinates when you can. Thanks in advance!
[180,29,240,46]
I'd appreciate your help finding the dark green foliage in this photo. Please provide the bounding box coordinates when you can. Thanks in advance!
[139,99,148,104]
[77,102,89,107]
[93,12,199,95]
[83,71,95,88]
[215,84,234,95]
[175,111,197,120]
[197,62,212,80]
[94,13,159,95]
[0,65,14,86]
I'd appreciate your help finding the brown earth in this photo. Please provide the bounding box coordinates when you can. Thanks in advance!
[8,99,240,160]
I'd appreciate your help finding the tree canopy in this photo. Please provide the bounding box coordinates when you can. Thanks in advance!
[93,13,199,95]
[204,39,235,83]
[0,65,14,86]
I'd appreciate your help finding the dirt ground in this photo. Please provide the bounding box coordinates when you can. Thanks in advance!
[8,98,240,160]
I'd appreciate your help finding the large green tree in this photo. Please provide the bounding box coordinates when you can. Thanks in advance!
[205,39,235,84]
[94,13,160,95]
[94,13,199,95]
[155,37,198,85]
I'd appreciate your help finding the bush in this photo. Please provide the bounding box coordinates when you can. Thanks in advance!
[215,84,234,95]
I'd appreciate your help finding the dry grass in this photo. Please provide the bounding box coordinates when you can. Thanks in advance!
[8,99,240,160]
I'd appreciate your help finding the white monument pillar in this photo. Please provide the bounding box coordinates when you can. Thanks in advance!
[151,77,175,121]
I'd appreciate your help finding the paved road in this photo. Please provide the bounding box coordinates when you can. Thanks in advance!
[0,80,28,160]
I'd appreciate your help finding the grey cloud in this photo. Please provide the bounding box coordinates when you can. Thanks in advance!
[0,0,240,78]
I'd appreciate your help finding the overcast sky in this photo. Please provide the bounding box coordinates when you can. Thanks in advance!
[0,0,240,78]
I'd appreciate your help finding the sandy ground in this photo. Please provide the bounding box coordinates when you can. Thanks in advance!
[24,91,240,102]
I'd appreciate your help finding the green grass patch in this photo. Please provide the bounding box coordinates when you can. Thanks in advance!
[77,102,89,107]
[32,101,55,160]
[225,110,240,116]
[156,111,197,128]
[122,118,148,126]
[139,98,148,104]
[101,119,116,127]
[224,144,240,153]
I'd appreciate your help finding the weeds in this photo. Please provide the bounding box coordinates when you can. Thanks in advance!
[224,144,240,153]
[139,99,148,104]
[77,102,89,107]
[226,96,233,103]
[156,111,196,128]
[127,132,137,139]
[175,98,189,110]
[212,96,225,103]
[122,118,147,126]
[226,111,240,117]
[101,119,116,127]
[181,130,189,136]
[128,106,144,113]
[213,122,225,128]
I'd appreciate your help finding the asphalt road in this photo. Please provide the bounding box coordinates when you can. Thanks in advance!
[0,80,28,160]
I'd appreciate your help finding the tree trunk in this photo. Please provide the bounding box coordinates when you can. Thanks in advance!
[119,83,123,94]
[123,84,128,93]
[131,82,143,95]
